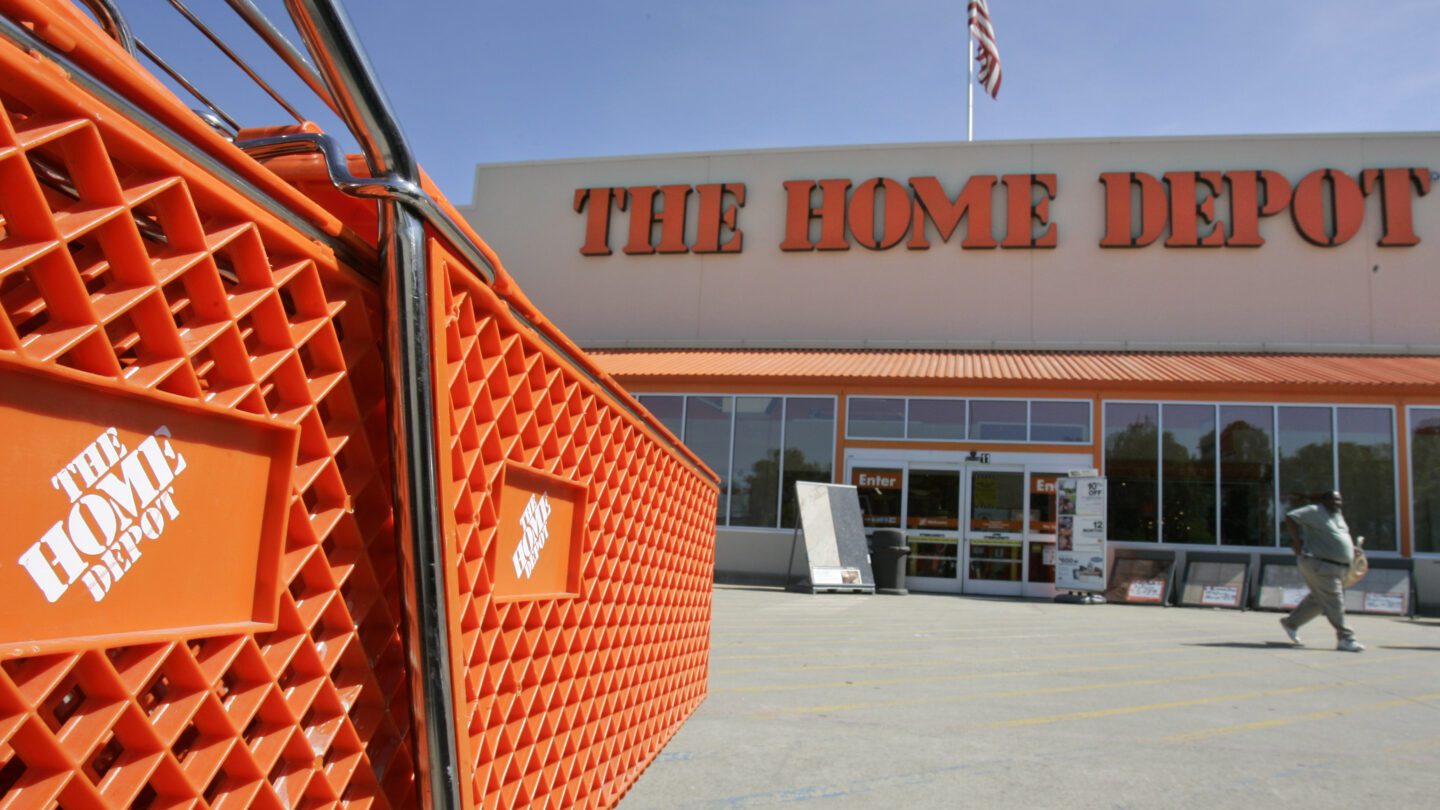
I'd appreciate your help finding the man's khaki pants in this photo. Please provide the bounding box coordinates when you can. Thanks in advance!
[1285,556,1356,641]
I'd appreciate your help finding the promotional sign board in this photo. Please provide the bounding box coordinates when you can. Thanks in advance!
[1054,476,1106,592]
[792,482,875,593]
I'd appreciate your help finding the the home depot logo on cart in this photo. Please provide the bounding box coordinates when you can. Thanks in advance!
[494,464,587,602]
[20,426,189,603]
[0,361,297,656]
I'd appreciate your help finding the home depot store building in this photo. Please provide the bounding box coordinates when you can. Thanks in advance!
[461,133,1440,608]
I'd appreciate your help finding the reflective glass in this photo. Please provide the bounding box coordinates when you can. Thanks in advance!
[970,400,1027,441]
[780,398,836,528]
[638,394,684,440]
[1278,406,1334,518]
[848,397,905,438]
[1337,408,1396,551]
[1105,403,1159,541]
[1219,406,1275,546]
[853,467,903,529]
[684,396,733,524]
[908,469,960,530]
[1412,409,1440,554]
[1162,404,1216,544]
[1030,401,1091,443]
[728,396,783,527]
[907,399,967,440]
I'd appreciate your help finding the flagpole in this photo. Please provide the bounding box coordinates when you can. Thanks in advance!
[967,26,974,142]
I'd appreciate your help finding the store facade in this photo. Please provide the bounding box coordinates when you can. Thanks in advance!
[460,133,1440,608]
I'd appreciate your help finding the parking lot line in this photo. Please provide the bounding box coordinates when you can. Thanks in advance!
[1165,690,1440,742]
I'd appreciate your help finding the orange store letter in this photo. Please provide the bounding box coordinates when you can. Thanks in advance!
[573,187,628,256]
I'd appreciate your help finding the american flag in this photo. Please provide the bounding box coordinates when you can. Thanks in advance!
[968,0,1002,99]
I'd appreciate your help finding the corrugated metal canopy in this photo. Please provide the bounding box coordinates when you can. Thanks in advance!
[588,349,1440,389]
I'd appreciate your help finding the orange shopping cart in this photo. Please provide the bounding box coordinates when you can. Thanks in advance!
[0,2,718,807]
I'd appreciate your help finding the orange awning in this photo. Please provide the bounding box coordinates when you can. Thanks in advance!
[589,349,1440,390]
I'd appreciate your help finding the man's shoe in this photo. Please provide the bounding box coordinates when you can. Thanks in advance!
[1280,619,1302,645]
[1337,638,1365,653]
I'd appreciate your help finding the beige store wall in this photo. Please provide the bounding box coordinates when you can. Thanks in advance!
[461,133,1440,352]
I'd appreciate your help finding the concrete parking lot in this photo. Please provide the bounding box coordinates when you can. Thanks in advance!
[622,586,1440,809]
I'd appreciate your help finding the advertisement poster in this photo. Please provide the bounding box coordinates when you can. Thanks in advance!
[1054,476,1107,592]
[1201,585,1241,607]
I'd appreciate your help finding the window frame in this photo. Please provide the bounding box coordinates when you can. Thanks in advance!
[844,395,1093,445]
[639,392,840,531]
[1102,400,1400,553]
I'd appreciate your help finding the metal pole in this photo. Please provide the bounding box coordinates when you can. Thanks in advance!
[282,2,460,808]
[967,26,974,142]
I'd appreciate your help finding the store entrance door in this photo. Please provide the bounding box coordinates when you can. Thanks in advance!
[964,467,1026,596]
[848,450,1091,597]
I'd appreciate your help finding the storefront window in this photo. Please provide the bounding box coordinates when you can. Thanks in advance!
[729,397,783,527]
[848,397,905,438]
[1029,473,1062,534]
[854,467,902,528]
[1105,403,1159,541]
[907,469,960,530]
[1162,404,1216,544]
[780,398,837,528]
[908,399,967,440]
[685,396,733,524]
[1412,409,1440,554]
[1219,405,1275,546]
[970,400,1027,441]
[1338,408,1396,551]
[638,394,684,439]
[1030,401,1091,443]
[1278,406,1333,519]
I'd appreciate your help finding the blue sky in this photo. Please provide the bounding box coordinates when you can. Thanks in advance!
[124,1,1440,205]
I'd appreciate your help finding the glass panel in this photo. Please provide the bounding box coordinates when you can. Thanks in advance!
[907,469,960,530]
[853,467,903,528]
[1412,409,1440,554]
[969,400,1027,441]
[728,396,782,527]
[1337,408,1396,552]
[970,471,1024,534]
[908,553,958,579]
[638,394,684,440]
[1162,404,1216,544]
[1027,541,1056,583]
[1030,401,1091,443]
[780,398,836,528]
[1105,403,1159,541]
[969,543,1023,581]
[907,399,966,440]
[1029,473,1062,534]
[848,397,905,438]
[1219,405,1275,546]
[684,396,733,524]
[1278,406,1334,519]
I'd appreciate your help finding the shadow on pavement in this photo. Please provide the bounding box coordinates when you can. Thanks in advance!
[1185,641,1317,650]
[1377,645,1440,651]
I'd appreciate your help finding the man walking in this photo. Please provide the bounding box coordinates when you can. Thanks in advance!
[1280,491,1364,652]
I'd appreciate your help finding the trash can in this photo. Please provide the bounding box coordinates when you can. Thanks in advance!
[869,529,911,595]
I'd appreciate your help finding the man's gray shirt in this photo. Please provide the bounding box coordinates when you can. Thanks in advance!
[1287,504,1355,564]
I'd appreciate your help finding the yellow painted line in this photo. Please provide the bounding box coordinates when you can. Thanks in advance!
[1381,733,1440,754]
[709,626,1250,663]
[747,655,1427,719]
[970,670,1428,732]
[720,655,1221,697]
[1167,690,1440,743]
[758,666,1284,717]
[710,630,1280,673]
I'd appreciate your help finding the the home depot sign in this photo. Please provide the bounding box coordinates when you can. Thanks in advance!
[573,167,1430,255]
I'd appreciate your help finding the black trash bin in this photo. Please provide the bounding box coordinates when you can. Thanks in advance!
[868,529,910,595]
